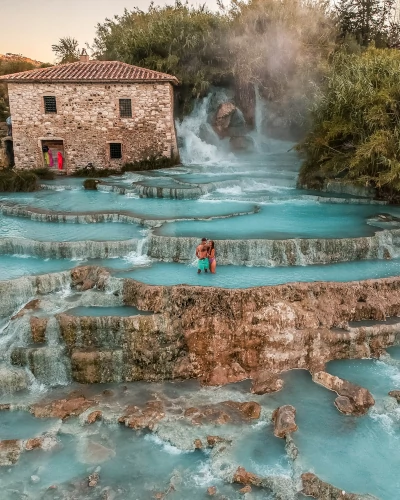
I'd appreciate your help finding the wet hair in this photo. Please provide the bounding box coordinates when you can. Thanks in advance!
[201,237,207,242]
[209,240,215,250]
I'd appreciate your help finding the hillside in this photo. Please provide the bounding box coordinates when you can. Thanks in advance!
[0,53,44,67]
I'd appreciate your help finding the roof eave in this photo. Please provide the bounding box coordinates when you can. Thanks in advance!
[1,78,180,85]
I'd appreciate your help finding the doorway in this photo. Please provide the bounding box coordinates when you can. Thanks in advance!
[4,139,14,167]
[42,140,65,170]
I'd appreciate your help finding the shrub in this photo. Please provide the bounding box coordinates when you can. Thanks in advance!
[298,48,400,200]
[31,168,56,180]
[0,170,39,192]
[72,166,120,178]
[122,155,179,172]
[83,178,100,190]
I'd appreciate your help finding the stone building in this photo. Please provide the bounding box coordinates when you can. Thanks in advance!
[0,53,179,172]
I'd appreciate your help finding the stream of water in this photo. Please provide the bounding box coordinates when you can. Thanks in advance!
[0,91,399,499]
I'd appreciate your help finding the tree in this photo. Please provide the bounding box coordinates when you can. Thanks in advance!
[0,60,36,121]
[298,48,400,200]
[51,37,80,63]
[335,0,400,47]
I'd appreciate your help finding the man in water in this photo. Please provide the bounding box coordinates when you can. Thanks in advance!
[196,237,209,274]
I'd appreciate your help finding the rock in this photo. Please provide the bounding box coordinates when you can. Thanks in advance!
[223,401,261,420]
[24,435,58,452]
[233,466,262,487]
[207,435,228,447]
[239,485,252,494]
[207,486,217,496]
[30,316,48,343]
[207,363,248,386]
[272,405,298,438]
[0,366,28,394]
[0,439,22,466]
[251,371,284,395]
[118,401,165,430]
[301,472,378,499]
[213,102,236,137]
[86,410,102,424]
[194,439,203,449]
[31,395,95,420]
[88,472,99,487]
[229,136,253,151]
[0,404,10,411]
[31,475,40,483]
[313,372,375,416]
[11,299,41,319]
[389,390,400,402]
[102,389,114,397]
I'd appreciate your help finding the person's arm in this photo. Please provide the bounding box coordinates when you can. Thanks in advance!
[195,245,200,258]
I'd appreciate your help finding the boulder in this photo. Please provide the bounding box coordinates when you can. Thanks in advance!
[30,316,48,343]
[207,486,217,496]
[223,401,261,419]
[301,472,378,500]
[233,466,262,487]
[313,372,375,416]
[88,472,99,487]
[86,410,102,424]
[118,400,165,430]
[251,371,284,395]
[213,102,236,137]
[272,405,298,438]
[239,485,252,494]
[31,395,95,420]
[24,435,58,451]
[0,439,22,466]
[389,390,400,403]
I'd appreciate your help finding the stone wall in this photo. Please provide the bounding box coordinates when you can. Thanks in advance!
[7,82,178,172]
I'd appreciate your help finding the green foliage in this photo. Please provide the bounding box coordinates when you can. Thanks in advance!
[51,37,80,64]
[31,168,56,180]
[0,170,39,192]
[122,155,178,172]
[93,1,229,108]
[72,166,119,178]
[334,0,400,48]
[298,48,400,199]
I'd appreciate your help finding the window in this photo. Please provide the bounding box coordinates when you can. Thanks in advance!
[43,96,57,114]
[109,143,122,159]
[119,99,132,118]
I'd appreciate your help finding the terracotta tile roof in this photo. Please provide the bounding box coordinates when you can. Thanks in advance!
[0,60,179,85]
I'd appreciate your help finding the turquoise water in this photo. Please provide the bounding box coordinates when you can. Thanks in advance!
[0,411,56,440]
[115,259,400,288]
[0,255,139,281]
[156,202,397,239]
[0,191,256,220]
[0,213,144,241]
[387,345,400,360]
[65,306,152,317]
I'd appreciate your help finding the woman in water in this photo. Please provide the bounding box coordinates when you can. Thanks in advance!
[208,240,216,274]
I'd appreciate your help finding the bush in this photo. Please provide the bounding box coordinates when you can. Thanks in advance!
[122,155,179,172]
[0,170,39,192]
[31,168,56,180]
[298,48,400,200]
[72,166,121,178]
[83,178,100,190]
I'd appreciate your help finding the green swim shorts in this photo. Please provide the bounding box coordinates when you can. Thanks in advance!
[198,258,209,271]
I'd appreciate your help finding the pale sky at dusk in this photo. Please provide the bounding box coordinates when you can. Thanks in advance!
[0,0,221,63]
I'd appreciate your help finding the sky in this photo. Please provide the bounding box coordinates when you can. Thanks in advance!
[0,0,221,63]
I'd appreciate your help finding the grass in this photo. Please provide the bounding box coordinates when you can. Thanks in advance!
[0,169,40,192]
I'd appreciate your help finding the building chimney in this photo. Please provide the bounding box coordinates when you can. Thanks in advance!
[80,48,89,63]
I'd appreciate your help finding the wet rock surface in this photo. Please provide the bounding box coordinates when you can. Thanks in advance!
[30,393,95,419]
[301,472,379,499]
[183,401,261,425]
[313,372,375,416]
[272,405,298,438]
[118,400,165,430]
[388,390,400,402]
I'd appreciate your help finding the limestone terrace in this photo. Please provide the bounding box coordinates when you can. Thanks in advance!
[0,60,179,85]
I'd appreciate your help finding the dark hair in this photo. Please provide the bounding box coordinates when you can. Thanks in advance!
[201,237,207,241]
[209,240,215,250]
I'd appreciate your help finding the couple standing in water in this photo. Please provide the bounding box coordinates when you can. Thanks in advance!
[196,237,216,274]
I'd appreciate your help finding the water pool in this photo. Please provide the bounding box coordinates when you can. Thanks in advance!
[115,259,400,288]
[0,213,144,241]
[65,306,152,317]
[0,191,256,220]
[156,202,400,239]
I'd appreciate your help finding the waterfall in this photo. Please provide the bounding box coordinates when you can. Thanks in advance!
[147,231,400,267]
[176,94,233,166]
[0,237,141,260]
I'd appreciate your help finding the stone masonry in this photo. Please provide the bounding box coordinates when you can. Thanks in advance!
[8,81,178,172]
